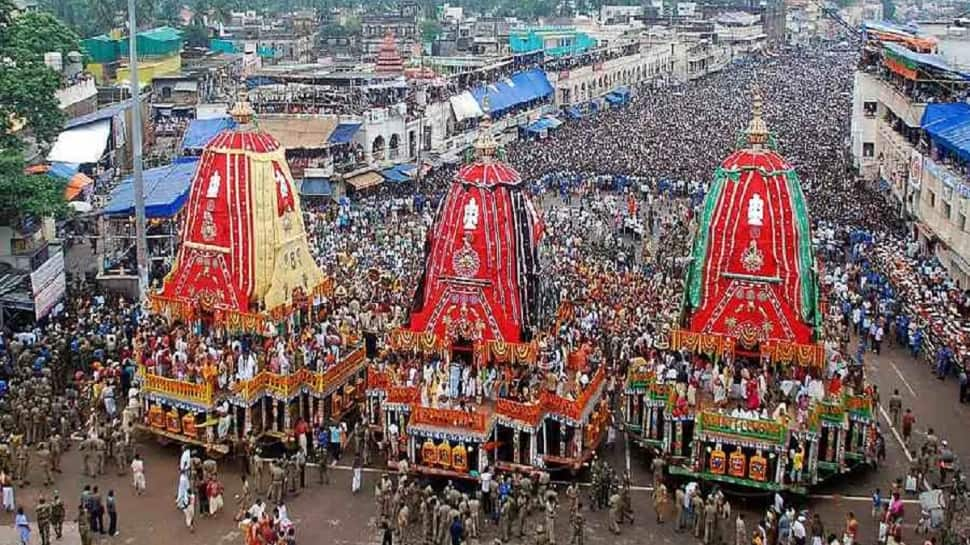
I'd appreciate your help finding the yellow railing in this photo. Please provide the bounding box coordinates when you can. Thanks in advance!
[142,346,367,406]
[142,373,214,406]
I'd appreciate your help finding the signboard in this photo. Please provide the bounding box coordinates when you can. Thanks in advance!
[908,149,922,190]
[30,248,66,320]
[559,70,570,80]
[697,411,787,444]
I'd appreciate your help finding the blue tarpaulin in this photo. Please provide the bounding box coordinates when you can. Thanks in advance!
[470,68,553,115]
[525,117,563,133]
[922,103,970,162]
[300,177,332,197]
[180,117,236,152]
[48,162,80,180]
[382,163,416,184]
[565,106,582,119]
[605,93,624,105]
[613,86,630,99]
[103,158,199,218]
[328,122,362,145]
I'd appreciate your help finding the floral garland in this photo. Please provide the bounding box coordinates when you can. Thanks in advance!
[671,329,735,357]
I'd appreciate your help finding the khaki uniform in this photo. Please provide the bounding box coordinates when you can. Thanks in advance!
[50,496,64,538]
[37,502,51,545]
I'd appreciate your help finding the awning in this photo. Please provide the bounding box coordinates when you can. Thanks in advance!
[63,172,93,200]
[328,122,362,145]
[605,93,623,105]
[47,119,111,164]
[49,162,80,180]
[922,103,970,162]
[258,117,338,149]
[103,157,199,218]
[525,117,561,133]
[180,117,237,152]
[613,86,631,98]
[450,91,484,122]
[345,171,383,190]
[382,165,411,183]
[883,43,970,80]
[300,177,332,197]
[565,106,583,119]
[470,68,553,115]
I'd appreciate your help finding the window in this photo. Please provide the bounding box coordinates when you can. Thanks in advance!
[162,86,172,99]
[863,143,875,157]
[864,101,877,117]
[960,213,967,231]
[930,191,937,208]
[945,202,952,219]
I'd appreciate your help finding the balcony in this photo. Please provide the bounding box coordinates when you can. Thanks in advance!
[878,82,926,128]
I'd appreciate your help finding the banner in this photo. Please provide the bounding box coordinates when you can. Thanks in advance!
[908,149,922,190]
[30,248,65,320]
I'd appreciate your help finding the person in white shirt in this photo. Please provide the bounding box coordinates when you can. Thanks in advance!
[131,454,146,494]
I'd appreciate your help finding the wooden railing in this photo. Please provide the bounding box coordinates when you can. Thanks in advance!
[142,373,214,406]
[410,405,488,433]
[144,347,368,406]
[495,398,543,426]
[387,386,419,404]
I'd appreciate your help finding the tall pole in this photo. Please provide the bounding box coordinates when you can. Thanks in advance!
[127,0,148,297]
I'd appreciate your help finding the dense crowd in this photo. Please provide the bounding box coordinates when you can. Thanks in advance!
[3,40,970,545]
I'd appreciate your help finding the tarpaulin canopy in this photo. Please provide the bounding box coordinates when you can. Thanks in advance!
[382,166,410,183]
[605,93,624,105]
[922,102,970,162]
[382,163,416,184]
[612,86,631,99]
[103,157,199,218]
[883,43,970,80]
[565,106,583,119]
[524,116,563,133]
[63,173,93,200]
[328,122,362,145]
[470,68,553,115]
[47,119,111,164]
[258,117,338,149]
[180,117,236,152]
[300,177,332,197]
[450,91,484,122]
[49,162,80,180]
[346,170,383,190]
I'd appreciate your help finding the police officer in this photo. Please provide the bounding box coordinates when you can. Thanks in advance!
[37,496,51,545]
[50,491,64,539]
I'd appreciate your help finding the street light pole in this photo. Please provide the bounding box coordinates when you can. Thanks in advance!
[127,0,148,298]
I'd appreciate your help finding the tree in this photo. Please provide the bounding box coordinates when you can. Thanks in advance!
[0,8,73,222]
[1,11,80,62]
[0,153,67,221]
[420,19,442,42]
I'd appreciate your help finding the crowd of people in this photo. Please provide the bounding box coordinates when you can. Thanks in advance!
[3,37,970,545]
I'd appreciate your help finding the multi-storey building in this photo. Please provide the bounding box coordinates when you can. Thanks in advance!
[851,39,970,284]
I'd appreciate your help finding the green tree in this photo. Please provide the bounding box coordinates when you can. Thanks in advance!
[0,153,68,221]
[419,19,441,42]
[1,11,80,61]
[0,7,71,222]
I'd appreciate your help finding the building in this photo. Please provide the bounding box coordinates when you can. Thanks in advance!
[360,1,419,60]
[508,27,598,57]
[81,27,184,85]
[600,5,644,24]
[546,39,679,105]
[851,37,970,284]
[715,11,766,52]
